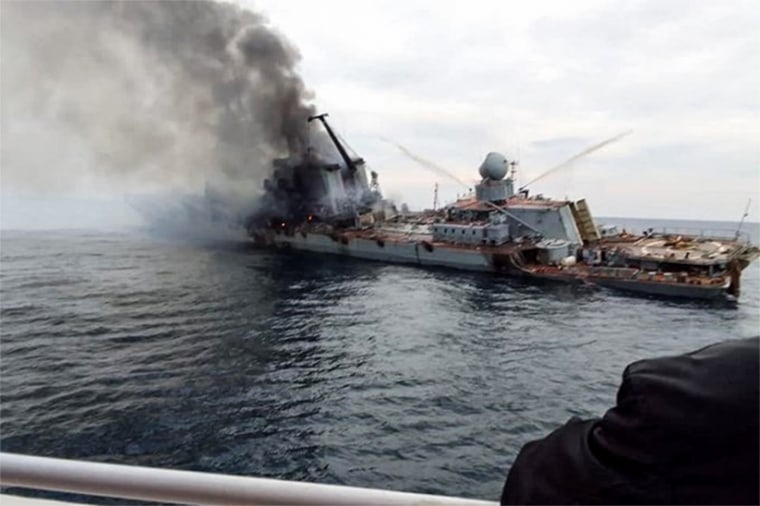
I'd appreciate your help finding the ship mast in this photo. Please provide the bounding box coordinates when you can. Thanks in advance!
[307,113,362,173]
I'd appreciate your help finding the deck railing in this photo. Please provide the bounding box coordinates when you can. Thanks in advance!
[0,453,497,506]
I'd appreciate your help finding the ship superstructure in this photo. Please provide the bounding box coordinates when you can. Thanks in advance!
[247,114,759,301]
[248,113,396,230]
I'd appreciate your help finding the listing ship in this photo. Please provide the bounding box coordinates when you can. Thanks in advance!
[247,114,759,301]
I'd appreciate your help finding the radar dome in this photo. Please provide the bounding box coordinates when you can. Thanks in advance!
[478,152,509,180]
[479,152,509,181]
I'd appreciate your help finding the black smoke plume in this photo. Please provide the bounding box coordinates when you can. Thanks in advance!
[1,1,318,210]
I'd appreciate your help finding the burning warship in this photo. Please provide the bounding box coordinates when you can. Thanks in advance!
[247,114,759,301]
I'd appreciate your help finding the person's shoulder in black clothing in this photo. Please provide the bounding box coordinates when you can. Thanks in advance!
[501,337,759,505]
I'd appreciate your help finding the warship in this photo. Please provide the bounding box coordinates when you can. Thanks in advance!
[245,114,759,301]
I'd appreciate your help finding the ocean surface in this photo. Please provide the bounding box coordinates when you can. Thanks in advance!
[1,218,758,503]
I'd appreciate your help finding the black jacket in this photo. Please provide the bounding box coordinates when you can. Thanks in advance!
[502,337,759,505]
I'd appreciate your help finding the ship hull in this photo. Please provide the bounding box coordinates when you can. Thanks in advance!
[589,277,732,301]
[263,231,496,271]
[254,230,738,301]
[519,269,733,301]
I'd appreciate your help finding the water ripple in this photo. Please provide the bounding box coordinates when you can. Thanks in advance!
[1,228,758,501]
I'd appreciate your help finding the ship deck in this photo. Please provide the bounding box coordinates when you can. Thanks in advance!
[600,235,746,265]
[453,196,567,211]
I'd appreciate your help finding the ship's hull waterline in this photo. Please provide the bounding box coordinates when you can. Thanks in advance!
[255,230,506,272]
[591,278,731,300]
[252,230,737,301]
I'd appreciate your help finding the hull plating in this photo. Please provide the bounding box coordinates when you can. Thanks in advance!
[267,231,494,271]
[257,230,736,301]
[590,278,730,301]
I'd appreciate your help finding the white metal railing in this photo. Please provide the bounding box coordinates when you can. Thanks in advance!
[0,453,497,506]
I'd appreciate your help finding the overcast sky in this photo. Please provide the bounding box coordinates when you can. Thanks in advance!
[2,0,758,228]
[244,0,759,221]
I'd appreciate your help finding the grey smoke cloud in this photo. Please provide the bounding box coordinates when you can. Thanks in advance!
[0,0,317,203]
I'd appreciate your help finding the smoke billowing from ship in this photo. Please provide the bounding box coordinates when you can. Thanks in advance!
[1,1,318,209]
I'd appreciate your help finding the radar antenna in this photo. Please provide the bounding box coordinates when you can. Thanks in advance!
[387,139,542,233]
[381,138,470,187]
[518,130,633,191]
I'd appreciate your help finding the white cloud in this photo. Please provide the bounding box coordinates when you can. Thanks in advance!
[3,0,757,227]
[246,0,760,221]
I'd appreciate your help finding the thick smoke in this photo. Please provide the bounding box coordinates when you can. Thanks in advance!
[1,1,318,210]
